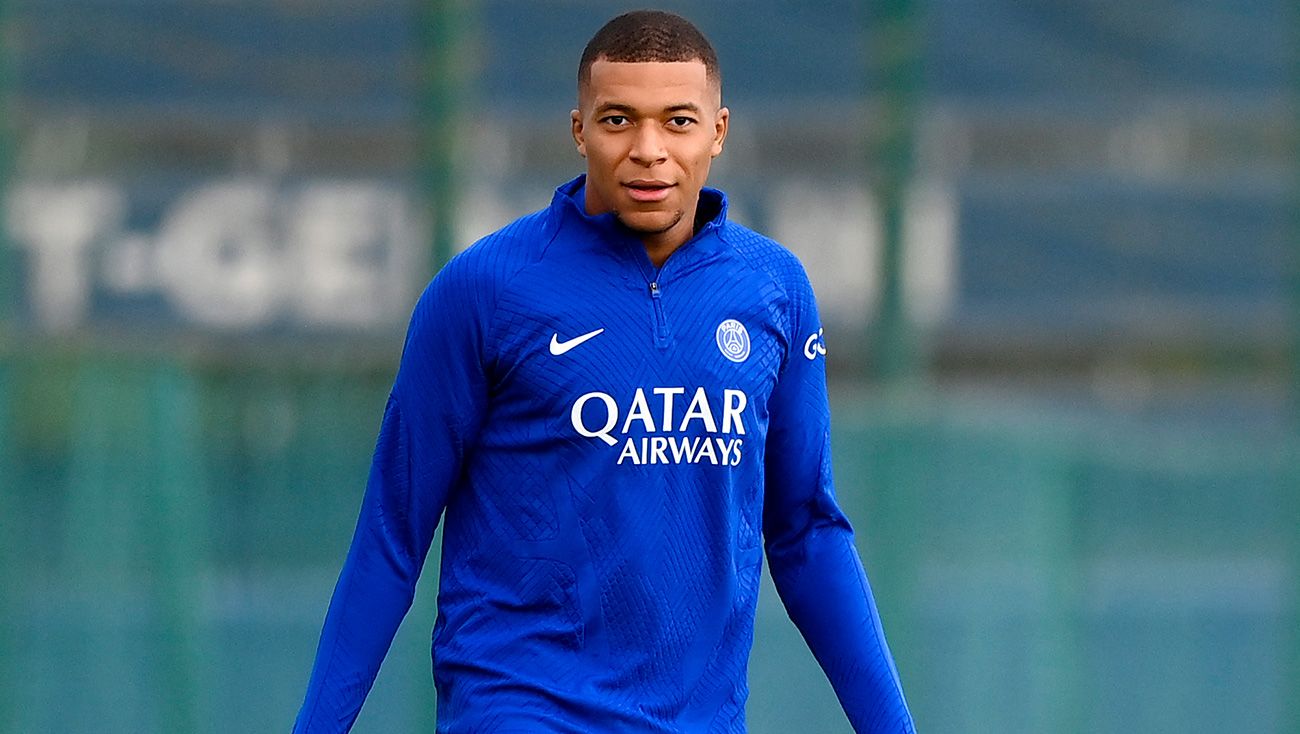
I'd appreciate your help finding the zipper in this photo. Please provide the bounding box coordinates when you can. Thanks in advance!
[648,280,670,349]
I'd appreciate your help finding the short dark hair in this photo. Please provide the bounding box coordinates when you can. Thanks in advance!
[578,10,720,89]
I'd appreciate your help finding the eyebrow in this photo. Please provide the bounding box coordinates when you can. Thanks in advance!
[594,102,703,116]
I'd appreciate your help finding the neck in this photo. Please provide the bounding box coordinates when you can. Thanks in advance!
[640,227,690,268]
[639,198,708,267]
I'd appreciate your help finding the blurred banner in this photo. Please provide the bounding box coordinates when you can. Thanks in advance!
[1,1,1297,733]
[6,2,1293,351]
[9,178,423,330]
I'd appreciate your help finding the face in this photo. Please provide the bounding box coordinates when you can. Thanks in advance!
[572,59,729,251]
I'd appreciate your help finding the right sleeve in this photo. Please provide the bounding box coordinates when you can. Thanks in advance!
[293,253,492,733]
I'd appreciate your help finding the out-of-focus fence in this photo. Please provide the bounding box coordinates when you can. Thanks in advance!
[840,391,1299,733]
[3,352,1296,732]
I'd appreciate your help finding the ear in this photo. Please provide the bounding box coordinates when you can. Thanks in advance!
[571,109,587,157]
[711,107,730,158]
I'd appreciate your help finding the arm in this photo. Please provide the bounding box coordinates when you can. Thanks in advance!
[762,272,915,734]
[294,254,491,733]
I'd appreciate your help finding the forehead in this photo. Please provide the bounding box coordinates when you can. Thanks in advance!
[581,59,719,109]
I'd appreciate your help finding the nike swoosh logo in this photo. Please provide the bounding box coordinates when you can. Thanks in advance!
[549,328,605,356]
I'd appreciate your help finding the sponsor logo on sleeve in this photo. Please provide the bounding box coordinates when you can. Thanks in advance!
[803,328,826,360]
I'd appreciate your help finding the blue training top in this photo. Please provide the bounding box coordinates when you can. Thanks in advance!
[294,176,915,733]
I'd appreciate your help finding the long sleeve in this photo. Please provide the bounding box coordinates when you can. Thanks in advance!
[293,253,492,733]
[762,271,915,734]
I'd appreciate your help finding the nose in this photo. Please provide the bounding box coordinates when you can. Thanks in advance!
[629,124,668,166]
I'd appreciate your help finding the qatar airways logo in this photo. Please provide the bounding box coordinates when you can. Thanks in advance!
[570,387,748,466]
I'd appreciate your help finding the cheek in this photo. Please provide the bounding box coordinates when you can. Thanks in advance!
[690,134,719,162]
[582,149,612,177]
[586,142,624,172]
[688,145,716,178]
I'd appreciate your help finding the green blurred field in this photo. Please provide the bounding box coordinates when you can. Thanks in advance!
[2,344,1295,733]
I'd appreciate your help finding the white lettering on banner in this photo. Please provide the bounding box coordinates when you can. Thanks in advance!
[155,182,281,327]
[570,387,749,466]
[6,179,424,330]
[292,183,418,327]
[7,183,124,329]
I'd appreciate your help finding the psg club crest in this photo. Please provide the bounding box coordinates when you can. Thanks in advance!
[715,319,750,363]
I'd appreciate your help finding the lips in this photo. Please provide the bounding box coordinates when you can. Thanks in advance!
[623,180,674,203]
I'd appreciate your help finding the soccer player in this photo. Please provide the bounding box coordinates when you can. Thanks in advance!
[294,10,915,733]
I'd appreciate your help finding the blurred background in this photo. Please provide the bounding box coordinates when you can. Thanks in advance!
[1,0,1297,732]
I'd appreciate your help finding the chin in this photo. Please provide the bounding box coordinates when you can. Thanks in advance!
[616,209,683,236]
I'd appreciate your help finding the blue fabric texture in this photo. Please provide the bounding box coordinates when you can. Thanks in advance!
[294,176,915,733]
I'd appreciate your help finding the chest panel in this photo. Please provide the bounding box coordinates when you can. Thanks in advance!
[480,252,787,466]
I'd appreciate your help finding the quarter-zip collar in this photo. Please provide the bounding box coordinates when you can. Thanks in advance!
[550,175,730,275]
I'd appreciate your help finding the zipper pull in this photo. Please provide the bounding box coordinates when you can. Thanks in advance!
[648,280,668,348]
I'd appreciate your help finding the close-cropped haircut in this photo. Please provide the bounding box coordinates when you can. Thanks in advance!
[578,10,721,89]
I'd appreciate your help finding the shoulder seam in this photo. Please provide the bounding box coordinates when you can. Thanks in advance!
[479,209,562,361]
[717,225,801,375]
[716,225,790,301]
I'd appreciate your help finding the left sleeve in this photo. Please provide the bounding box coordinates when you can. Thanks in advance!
[762,268,916,734]
[293,253,493,733]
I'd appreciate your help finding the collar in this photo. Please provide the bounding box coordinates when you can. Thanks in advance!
[549,175,730,264]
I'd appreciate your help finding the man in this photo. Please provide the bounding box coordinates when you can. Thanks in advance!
[295,10,914,733]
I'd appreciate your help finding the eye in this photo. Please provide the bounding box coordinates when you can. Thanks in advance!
[600,115,630,127]
[668,116,696,128]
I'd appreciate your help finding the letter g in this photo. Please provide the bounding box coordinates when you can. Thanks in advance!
[803,328,827,360]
